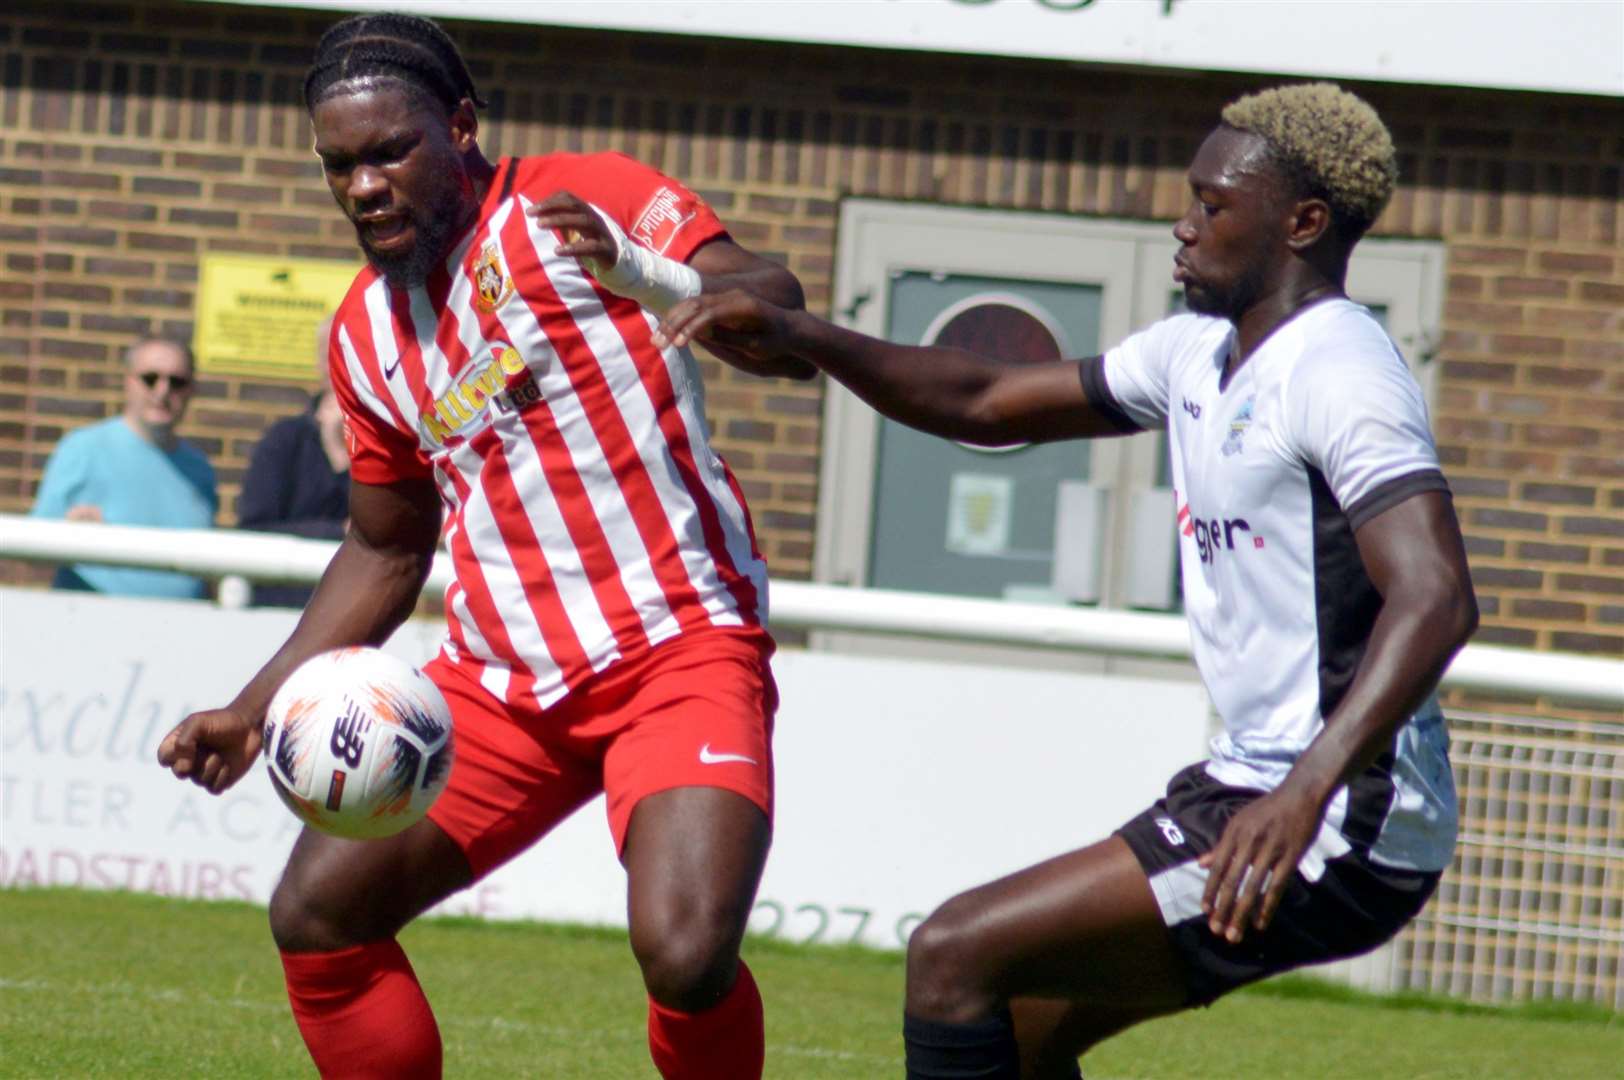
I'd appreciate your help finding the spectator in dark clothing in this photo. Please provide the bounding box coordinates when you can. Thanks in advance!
[237,318,350,607]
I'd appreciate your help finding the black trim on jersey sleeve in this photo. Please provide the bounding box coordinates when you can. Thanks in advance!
[1307,464,1399,858]
[1345,469,1451,532]
[1078,356,1144,435]
[1308,466,1383,723]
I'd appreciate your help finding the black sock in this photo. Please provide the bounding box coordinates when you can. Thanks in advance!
[903,1009,1021,1079]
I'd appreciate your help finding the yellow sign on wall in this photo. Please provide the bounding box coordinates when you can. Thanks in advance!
[194,253,360,381]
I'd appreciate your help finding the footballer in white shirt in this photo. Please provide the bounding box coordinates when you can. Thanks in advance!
[658,82,1478,1080]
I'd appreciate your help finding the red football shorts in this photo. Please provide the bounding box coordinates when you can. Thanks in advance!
[422,626,777,878]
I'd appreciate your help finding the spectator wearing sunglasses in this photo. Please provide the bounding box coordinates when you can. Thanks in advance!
[30,336,218,598]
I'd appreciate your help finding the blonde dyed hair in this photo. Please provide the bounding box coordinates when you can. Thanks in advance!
[1222,82,1397,238]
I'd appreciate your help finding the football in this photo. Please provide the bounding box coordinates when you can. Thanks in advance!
[262,647,454,840]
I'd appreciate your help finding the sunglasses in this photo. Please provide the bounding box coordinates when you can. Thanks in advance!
[136,372,193,391]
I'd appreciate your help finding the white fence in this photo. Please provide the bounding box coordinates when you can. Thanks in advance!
[4,515,1621,706]
[0,559,1214,954]
[2,515,1621,1005]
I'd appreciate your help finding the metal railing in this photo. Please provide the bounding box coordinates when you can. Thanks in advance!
[3,513,1622,1005]
[3,515,1621,705]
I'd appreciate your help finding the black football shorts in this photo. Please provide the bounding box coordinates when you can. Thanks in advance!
[1116,762,1441,1007]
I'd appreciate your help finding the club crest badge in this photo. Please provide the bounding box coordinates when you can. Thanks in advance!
[1221,396,1255,457]
[471,243,514,312]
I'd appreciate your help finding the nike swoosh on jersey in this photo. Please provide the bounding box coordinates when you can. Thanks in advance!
[382,358,401,379]
[698,743,757,766]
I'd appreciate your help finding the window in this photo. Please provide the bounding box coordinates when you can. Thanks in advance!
[819,199,1444,617]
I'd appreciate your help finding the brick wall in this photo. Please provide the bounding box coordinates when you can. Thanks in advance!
[2,1,1621,655]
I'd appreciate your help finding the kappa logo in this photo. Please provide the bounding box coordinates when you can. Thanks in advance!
[631,187,695,254]
[698,743,758,766]
[1155,816,1186,847]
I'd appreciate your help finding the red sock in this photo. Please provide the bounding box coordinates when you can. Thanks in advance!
[647,959,765,1080]
[280,940,442,1079]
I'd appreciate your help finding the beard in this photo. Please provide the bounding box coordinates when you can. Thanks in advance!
[354,183,469,288]
[1181,260,1268,322]
[1180,237,1274,322]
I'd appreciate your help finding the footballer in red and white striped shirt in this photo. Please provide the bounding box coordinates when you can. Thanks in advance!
[158,14,809,1080]
[329,152,772,712]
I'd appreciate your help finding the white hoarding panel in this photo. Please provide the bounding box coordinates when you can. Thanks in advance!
[0,589,1208,948]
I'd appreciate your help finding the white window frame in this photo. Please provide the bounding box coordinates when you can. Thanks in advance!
[819,198,1445,612]
[818,200,1144,594]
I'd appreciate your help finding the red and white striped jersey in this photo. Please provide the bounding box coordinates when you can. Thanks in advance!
[327,153,768,711]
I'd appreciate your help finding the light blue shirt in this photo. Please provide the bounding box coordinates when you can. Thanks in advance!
[30,416,218,598]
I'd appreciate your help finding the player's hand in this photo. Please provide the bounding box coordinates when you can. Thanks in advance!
[654,291,802,379]
[528,191,617,275]
[65,503,104,523]
[156,706,264,795]
[699,338,819,382]
[1198,783,1322,943]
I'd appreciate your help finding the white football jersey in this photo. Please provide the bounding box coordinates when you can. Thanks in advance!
[1088,298,1458,874]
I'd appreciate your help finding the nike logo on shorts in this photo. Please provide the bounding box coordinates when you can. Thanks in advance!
[699,743,757,766]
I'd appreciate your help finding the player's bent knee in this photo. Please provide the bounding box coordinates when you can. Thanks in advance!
[905,904,1000,1021]
[268,849,403,952]
[629,872,756,1009]
[636,945,739,1011]
[632,918,744,1011]
[905,913,971,987]
[268,865,397,953]
[270,819,474,953]
[269,876,350,953]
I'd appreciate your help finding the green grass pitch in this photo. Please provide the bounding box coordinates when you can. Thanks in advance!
[2,887,1617,1078]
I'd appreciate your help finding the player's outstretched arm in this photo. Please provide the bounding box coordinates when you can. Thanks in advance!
[156,476,443,795]
[684,237,815,380]
[656,289,1131,445]
[1199,490,1478,942]
[529,191,803,306]
[530,191,814,379]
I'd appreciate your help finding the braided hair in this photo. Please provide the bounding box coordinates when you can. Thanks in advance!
[303,12,487,115]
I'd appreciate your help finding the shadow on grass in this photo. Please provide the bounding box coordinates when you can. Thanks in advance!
[1244,973,1620,1027]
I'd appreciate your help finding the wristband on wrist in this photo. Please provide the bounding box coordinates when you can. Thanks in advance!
[581,203,702,315]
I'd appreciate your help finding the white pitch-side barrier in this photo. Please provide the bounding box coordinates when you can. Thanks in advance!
[0,588,1211,951]
[4,515,1621,705]
[1,515,1619,958]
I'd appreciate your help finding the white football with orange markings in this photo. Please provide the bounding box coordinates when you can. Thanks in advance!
[262,647,453,840]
